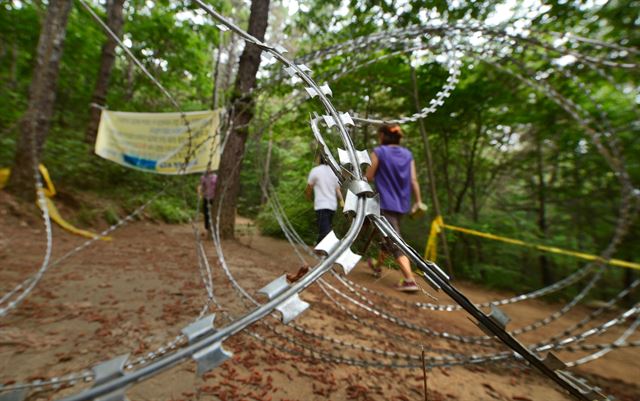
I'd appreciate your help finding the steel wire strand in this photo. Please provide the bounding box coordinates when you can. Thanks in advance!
[304,25,638,208]
[263,184,467,356]
[261,185,498,347]
[566,316,640,367]
[208,220,640,372]
[265,186,621,361]
[0,122,225,317]
[0,167,226,396]
[120,120,235,372]
[260,36,640,398]
[372,213,627,400]
[274,180,626,356]
[209,196,640,372]
[120,112,241,375]
[209,111,504,364]
[258,25,632,191]
[302,23,636,148]
[201,252,504,371]
[216,213,640,370]
[204,151,460,368]
[548,279,640,344]
[1,7,234,392]
[50,5,373,399]
[214,185,432,360]
[330,257,640,354]
[0,0,213,316]
[210,184,527,369]
[300,22,638,71]
[0,7,624,401]
[7,243,640,392]
[302,25,628,212]
[54,171,367,401]
[308,24,636,173]
[182,21,636,390]
[268,183,612,344]
[28,7,632,400]
[267,177,594,312]
[294,21,628,206]
[514,44,636,188]
[487,55,635,194]
[563,340,640,353]
[545,30,640,56]
[209,224,537,372]
[0,127,54,318]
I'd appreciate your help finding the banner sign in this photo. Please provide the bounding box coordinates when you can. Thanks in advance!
[95,109,221,174]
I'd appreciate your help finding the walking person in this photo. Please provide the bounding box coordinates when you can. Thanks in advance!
[198,170,218,238]
[306,157,344,244]
[366,124,424,292]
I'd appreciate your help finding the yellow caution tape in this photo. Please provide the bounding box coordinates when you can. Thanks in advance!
[0,168,9,189]
[0,165,54,196]
[40,197,111,240]
[424,215,639,271]
[38,164,56,198]
[1,165,110,241]
[424,215,443,262]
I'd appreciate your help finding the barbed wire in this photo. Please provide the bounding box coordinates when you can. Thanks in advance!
[3,3,637,401]
[264,184,618,345]
[208,200,640,372]
[222,176,640,371]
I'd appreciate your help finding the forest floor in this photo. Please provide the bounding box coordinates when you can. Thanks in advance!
[1,192,639,401]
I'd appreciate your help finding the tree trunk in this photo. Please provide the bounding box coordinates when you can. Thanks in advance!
[212,0,270,239]
[124,57,135,101]
[223,34,238,95]
[536,133,554,286]
[454,119,482,214]
[7,0,73,201]
[212,33,224,109]
[410,65,453,275]
[10,41,19,89]
[85,0,125,144]
[442,129,454,214]
[260,136,273,205]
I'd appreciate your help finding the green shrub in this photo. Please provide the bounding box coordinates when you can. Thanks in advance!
[149,198,192,223]
[102,206,120,225]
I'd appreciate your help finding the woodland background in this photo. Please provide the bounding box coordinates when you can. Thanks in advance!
[1,0,638,300]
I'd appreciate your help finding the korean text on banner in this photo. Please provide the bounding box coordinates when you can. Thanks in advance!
[95,110,221,174]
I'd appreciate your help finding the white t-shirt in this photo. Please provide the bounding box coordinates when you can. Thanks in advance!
[307,165,340,211]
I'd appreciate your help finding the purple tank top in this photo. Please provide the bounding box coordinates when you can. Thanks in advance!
[373,146,413,214]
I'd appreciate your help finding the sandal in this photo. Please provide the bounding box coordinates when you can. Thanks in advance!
[368,258,382,277]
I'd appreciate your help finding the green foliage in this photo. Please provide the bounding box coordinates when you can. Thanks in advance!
[103,206,120,225]
[1,0,638,303]
[148,197,192,223]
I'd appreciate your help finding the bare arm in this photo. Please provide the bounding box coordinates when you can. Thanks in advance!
[365,152,379,182]
[305,183,313,201]
[411,160,422,204]
[336,186,344,205]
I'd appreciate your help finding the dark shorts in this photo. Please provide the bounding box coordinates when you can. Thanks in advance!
[202,199,214,231]
[315,209,335,244]
[380,210,404,258]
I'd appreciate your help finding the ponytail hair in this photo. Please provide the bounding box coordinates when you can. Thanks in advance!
[378,124,403,145]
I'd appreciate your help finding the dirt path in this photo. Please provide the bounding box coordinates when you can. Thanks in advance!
[1,204,639,401]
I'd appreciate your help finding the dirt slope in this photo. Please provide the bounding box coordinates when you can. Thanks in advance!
[1,202,639,401]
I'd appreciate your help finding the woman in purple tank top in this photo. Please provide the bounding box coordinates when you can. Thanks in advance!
[366,124,423,292]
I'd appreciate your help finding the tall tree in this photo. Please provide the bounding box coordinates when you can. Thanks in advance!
[85,0,125,144]
[212,0,270,239]
[535,130,553,286]
[7,0,73,200]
